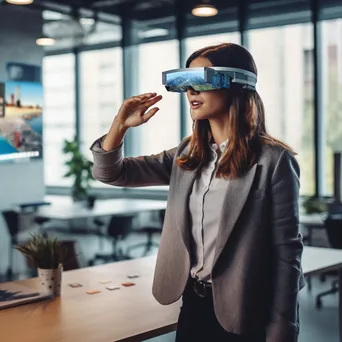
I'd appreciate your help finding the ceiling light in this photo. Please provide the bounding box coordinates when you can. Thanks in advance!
[36,37,56,47]
[192,3,218,17]
[5,0,34,4]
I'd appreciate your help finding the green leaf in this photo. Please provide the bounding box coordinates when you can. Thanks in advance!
[14,234,69,269]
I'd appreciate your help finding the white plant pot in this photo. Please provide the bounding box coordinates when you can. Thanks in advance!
[37,264,63,297]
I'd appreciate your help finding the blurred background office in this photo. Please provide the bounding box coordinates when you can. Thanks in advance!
[0,0,341,341]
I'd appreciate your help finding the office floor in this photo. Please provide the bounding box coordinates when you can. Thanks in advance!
[0,226,339,342]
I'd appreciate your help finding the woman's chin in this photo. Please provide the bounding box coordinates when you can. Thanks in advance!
[191,110,211,121]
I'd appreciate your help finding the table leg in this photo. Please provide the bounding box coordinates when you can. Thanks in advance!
[339,269,342,342]
[307,227,312,246]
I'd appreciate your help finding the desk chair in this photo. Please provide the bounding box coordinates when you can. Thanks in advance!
[88,215,135,266]
[316,214,342,308]
[2,210,38,280]
[2,211,20,279]
[127,210,165,258]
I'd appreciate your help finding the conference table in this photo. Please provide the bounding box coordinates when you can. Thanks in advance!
[1,246,342,342]
[17,197,168,234]
[299,213,326,245]
[34,197,167,221]
[22,196,325,232]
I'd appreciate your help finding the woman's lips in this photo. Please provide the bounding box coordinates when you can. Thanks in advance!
[190,101,203,109]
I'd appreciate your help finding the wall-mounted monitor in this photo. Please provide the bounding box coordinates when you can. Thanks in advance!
[0,81,43,162]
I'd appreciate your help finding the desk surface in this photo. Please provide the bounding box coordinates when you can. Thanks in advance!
[1,247,342,342]
[25,195,324,225]
[35,198,167,220]
[299,213,326,227]
[302,246,342,275]
[0,256,179,342]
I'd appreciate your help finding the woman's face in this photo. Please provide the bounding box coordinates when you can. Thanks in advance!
[187,57,230,122]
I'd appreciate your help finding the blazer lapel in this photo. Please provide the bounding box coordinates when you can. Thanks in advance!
[212,163,258,268]
[175,168,198,253]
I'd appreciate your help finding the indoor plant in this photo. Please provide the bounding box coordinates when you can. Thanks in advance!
[62,137,94,202]
[302,196,328,214]
[14,234,68,297]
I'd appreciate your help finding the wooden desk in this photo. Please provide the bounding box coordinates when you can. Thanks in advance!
[1,246,342,342]
[0,256,179,342]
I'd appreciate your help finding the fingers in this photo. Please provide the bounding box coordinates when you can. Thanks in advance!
[143,107,160,122]
[129,92,157,102]
[137,92,157,99]
[142,95,162,108]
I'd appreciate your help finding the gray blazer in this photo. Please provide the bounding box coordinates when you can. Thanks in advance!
[90,137,306,342]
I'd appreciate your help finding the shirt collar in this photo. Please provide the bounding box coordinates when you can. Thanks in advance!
[210,139,228,153]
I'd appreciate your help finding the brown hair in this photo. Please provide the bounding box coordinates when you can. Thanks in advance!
[176,43,296,179]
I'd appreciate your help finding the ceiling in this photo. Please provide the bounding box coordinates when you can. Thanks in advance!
[7,0,238,21]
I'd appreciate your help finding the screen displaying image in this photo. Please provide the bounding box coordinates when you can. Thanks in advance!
[0,81,43,162]
[212,71,230,89]
[165,69,217,92]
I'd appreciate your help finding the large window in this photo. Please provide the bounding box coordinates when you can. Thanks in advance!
[184,32,240,136]
[79,48,123,163]
[321,19,342,195]
[131,40,180,157]
[43,54,76,186]
[248,24,315,195]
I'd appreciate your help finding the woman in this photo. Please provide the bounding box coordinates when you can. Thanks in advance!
[90,43,305,342]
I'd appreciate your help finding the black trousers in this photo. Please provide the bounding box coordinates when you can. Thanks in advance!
[175,279,266,342]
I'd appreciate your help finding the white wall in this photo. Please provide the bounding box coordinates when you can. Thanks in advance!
[0,5,44,274]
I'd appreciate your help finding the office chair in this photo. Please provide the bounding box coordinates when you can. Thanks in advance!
[127,209,165,258]
[316,214,342,308]
[1,210,42,279]
[2,211,21,279]
[88,215,135,266]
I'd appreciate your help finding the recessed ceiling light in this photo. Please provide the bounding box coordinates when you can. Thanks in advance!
[192,3,218,17]
[5,0,34,5]
[36,37,56,47]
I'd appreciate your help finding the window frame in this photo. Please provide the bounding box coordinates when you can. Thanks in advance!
[45,0,342,199]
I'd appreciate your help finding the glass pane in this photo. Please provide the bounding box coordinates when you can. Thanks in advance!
[42,10,121,52]
[132,40,180,157]
[247,0,311,29]
[248,24,314,195]
[184,32,241,136]
[321,19,342,195]
[79,48,123,168]
[42,54,76,186]
[127,4,176,44]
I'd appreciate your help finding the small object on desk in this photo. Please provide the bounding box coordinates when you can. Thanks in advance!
[127,273,140,279]
[122,282,135,287]
[106,285,120,291]
[86,290,101,295]
[69,283,83,288]
[99,280,112,284]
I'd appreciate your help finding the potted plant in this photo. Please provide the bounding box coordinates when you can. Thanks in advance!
[302,196,328,214]
[14,234,68,297]
[62,137,94,203]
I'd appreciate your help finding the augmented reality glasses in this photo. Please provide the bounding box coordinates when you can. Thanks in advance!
[162,67,257,92]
